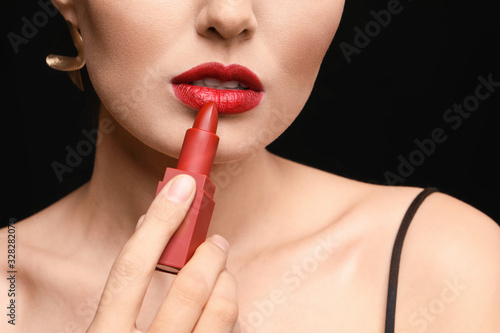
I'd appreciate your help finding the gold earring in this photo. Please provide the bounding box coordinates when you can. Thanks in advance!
[46,21,86,91]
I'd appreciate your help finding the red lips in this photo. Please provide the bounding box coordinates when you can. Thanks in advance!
[171,62,264,114]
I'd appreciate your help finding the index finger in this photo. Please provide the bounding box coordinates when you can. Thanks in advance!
[88,175,196,332]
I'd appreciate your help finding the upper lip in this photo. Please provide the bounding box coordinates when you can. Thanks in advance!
[171,62,264,92]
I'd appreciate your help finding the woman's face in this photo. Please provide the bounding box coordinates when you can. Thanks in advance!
[63,0,344,163]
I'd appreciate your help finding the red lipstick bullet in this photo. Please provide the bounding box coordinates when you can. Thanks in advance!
[156,102,219,274]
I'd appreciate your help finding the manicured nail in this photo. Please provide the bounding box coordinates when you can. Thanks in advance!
[166,175,195,203]
[208,234,229,253]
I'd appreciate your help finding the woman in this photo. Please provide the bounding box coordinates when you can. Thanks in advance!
[2,0,499,332]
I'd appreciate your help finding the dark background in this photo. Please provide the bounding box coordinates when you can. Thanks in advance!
[2,0,499,227]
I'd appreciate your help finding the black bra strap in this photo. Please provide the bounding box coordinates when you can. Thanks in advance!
[385,188,439,333]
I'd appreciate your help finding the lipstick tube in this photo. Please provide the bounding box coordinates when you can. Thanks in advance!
[156,102,219,274]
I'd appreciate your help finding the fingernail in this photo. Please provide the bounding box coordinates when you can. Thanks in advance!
[208,234,229,253]
[166,175,195,203]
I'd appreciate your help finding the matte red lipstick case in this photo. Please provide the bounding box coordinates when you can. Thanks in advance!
[156,102,219,274]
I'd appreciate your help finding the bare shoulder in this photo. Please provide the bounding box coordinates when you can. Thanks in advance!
[390,190,500,332]
[0,216,44,332]
[275,157,500,330]
[401,189,500,280]
[0,188,103,332]
[286,156,500,331]
[355,183,500,332]
[0,187,82,331]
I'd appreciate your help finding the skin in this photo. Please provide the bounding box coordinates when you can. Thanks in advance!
[2,0,500,332]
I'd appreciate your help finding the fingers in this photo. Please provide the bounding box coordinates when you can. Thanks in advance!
[148,235,230,333]
[87,175,196,332]
[193,269,239,333]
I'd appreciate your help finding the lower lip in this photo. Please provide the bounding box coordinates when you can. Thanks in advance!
[172,83,264,115]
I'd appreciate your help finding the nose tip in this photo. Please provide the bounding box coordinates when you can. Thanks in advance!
[196,0,257,41]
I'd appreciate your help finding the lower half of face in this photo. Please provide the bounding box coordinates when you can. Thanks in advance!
[77,0,345,164]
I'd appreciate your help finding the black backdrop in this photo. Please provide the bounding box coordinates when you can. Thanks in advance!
[2,0,499,227]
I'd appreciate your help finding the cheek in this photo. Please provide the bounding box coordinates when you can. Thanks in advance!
[76,1,195,152]
[250,1,344,143]
[77,1,189,106]
[80,2,153,79]
[271,1,344,84]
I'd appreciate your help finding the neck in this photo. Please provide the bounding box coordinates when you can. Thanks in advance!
[77,108,285,255]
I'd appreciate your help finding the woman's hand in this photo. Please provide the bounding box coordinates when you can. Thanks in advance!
[86,175,240,332]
